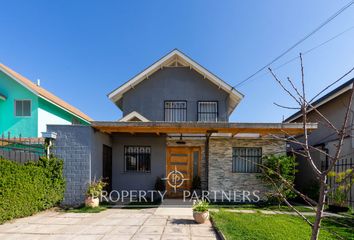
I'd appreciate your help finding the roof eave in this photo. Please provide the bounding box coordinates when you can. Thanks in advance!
[107,49,244,114]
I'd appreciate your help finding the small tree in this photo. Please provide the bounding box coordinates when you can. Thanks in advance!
[267,54,354,239]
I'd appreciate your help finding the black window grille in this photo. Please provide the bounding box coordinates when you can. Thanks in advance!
[198,101,218,122]
[124,146,151,172]
[164,101,187,122]
[232,147,262,173]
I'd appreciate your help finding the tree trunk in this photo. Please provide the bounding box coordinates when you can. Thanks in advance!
[311,176,327,240]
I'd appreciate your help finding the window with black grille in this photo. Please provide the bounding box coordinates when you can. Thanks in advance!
[164,101,187,122]
[232,147,262,173]
[124,146,151,172]
[198,101,218,122]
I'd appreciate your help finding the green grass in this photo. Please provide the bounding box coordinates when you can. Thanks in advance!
[211,210,353,240]
[65,206,107,213]
[210,203,314,212]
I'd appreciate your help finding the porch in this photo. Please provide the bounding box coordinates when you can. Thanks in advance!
[47,122,316,206]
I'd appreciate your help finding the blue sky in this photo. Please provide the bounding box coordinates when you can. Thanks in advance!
[1,1,354,122]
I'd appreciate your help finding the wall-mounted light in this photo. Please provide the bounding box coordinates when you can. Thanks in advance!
[176,134,186,145]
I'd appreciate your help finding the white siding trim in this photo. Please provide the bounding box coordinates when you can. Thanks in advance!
[37,107,71,136]
[119,111,150,122]
[107,49,243,115]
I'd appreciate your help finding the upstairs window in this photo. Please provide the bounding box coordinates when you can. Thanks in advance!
[124,146,151,172]
[232,147,262,173]
[198,101,218,122]
[15,100,31,117]
[164,101,187,122]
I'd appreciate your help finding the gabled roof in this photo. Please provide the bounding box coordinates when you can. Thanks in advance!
[119,111,149,122]
[285,78,354,122]
[108,49,244,115]
[0,63,92,123]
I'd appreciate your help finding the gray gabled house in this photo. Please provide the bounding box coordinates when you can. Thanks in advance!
[285,78,354,207]
[48,49,311,205]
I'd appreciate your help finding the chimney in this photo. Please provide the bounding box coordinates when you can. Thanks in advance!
[37,79,41,86]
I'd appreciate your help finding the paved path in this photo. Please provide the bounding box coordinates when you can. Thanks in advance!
[0,207,218,240]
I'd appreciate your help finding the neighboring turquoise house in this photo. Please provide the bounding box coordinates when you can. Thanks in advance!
[0,64,92,137]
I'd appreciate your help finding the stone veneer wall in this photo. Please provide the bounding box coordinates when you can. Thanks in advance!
[208,138,286,201]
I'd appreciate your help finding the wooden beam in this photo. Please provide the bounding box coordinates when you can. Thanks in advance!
[93,126,304,135]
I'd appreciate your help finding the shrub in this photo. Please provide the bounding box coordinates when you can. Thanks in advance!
[259,155,297,203]
[154,176,165,192]
[0,157,65,224]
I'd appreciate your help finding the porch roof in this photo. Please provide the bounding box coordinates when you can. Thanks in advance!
[91,121,317,135]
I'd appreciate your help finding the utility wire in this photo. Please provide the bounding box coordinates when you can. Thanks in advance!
[234,0,354,88]
[236,25,354,88]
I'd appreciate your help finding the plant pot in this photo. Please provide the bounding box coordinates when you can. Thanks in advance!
[328,205,349,213]
[193,211,209,224]
[85,196,99,208]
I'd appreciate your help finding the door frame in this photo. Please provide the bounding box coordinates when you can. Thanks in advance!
[165,146,201,196]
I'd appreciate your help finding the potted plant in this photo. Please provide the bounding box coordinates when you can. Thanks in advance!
[85,179,107,208]
[193,200,209,224]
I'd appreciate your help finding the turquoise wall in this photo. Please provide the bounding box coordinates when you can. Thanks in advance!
[0,71,38,137]
[38,97,88,125]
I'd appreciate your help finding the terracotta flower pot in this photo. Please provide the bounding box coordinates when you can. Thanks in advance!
[193,211,209,224]
[85,196,99,208]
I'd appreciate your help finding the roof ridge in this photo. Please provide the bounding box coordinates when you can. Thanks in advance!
[0,63,92,122]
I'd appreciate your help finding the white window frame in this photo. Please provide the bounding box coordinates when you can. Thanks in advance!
[14,99,32,117]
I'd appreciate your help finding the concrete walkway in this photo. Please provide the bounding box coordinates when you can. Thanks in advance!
[0,207,218,240]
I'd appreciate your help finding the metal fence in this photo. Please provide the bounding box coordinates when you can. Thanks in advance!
[328,157,354,208]
[0,133,45,163]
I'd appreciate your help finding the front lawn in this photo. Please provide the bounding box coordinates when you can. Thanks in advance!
[210,203,314,212]
[211,210,353,240]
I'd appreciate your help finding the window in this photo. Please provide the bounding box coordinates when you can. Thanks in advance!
[164,101,187,122]
[124,146,151,172]
[198,101,218,122]
[15,100,31,117]
[232,147,262,173]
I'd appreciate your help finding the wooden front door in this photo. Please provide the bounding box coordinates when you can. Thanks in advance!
[166,147,200,198]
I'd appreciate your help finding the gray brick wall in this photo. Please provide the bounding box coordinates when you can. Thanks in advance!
[47,125,92,206]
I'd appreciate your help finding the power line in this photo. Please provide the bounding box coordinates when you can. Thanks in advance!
[236,25,354,88]
[234,0,354,88]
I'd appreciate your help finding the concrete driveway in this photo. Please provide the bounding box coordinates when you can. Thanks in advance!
[0,207,218,240]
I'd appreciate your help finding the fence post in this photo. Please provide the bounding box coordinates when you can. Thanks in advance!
[41,132,57,158]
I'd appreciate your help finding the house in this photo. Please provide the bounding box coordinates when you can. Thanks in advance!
[285,78,354,207]
[47,49,315,205]
[0,64,92,138]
